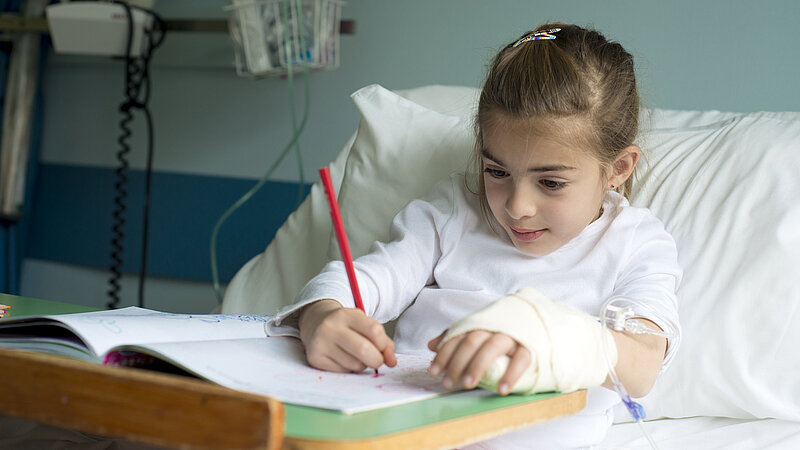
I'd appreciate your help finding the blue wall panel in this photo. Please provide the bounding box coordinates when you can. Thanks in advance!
[28,163,311,282]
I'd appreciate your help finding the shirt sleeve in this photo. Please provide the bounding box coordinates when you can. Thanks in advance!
[265,175,459,337]
[610,210,683,371]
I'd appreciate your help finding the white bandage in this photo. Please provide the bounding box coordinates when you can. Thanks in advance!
[440,287,617,394]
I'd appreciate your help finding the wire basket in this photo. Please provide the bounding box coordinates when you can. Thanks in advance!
[226,0,344,77]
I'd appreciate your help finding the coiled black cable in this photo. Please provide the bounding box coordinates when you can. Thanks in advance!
[107,2,165,309]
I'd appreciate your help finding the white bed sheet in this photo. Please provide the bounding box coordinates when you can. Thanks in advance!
[601,417,800,450]
[3,415,799,450]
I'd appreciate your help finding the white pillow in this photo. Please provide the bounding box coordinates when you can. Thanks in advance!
[646,108,800,130]
[627,115,800,421]
[330,84,476,259]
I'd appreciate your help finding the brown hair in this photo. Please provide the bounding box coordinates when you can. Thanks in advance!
[471,23,640,218]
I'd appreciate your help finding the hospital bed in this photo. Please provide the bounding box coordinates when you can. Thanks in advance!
[222,84,800,449]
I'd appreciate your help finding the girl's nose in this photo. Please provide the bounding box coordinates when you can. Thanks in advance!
[505,185,537,220]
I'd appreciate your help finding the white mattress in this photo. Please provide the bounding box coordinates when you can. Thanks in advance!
[601,417,800,450]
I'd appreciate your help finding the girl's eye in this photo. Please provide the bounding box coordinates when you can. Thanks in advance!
[541,179,566,190]
[483,167,508,178]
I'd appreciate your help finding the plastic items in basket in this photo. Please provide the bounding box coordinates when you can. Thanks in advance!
[227,0,344,77]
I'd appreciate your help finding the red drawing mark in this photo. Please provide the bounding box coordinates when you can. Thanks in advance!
[372,372,385,378]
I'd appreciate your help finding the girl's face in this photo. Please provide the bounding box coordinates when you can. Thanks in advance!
[481,124,608,256]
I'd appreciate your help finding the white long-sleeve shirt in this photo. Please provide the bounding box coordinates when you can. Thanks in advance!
[267,172,681,448]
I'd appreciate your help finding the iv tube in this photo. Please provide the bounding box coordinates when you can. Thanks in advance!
[210,0,311,304]
[600,297,671,450]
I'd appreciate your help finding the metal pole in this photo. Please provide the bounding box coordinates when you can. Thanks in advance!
[0,0,48,219]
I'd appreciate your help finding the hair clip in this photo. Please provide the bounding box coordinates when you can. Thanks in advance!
[512,28,561,47]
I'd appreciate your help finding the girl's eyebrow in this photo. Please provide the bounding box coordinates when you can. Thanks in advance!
[480,149,577,173]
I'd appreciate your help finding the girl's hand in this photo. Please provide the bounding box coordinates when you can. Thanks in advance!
[428,329,531,395]
[298,299,397,373]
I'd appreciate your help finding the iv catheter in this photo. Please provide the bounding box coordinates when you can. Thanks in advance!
[600,299,675,450]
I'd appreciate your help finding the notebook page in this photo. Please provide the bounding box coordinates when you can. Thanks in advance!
[39,307,270,357]
[119,336,455,414]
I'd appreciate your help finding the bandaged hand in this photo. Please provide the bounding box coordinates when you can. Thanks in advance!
[428,329,532,395]
[430,288,617,395]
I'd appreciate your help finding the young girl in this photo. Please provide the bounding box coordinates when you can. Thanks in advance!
[267,23,680,449]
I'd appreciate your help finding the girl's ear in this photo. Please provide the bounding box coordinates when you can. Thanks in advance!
[608,145,640,189]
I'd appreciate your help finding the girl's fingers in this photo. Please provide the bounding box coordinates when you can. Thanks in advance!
[497,345,533,395]
[306,345,365,373]
[381,337,398,368]
[365,322,397,368]
[427,330,447,351]
[430,330,534,394]
[304,307,390,372]
[332,341,373,372]
[335,332,386,370]
[339,313,394,369]
[429,333,462,377]
[461,333,516,389]
[438,330,492,389]
[311,355,344,373]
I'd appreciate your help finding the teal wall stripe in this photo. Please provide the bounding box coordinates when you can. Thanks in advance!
[28,163,311,282]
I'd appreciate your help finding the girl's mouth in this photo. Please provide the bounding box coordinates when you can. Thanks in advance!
[510,226,546,242]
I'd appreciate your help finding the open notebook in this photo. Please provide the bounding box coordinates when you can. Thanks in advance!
[0,307,454,414]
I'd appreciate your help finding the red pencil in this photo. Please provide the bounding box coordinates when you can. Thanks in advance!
[319,168,380,374]
[318,167,365,313]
